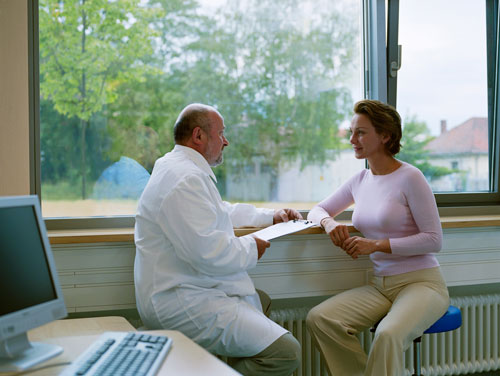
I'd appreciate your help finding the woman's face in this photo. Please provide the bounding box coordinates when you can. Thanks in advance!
[349,113,389,159]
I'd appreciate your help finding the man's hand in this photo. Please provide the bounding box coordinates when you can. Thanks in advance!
[252,235,271,259]
[273,208,303,224]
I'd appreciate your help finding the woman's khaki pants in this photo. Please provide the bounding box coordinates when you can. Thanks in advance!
[306,267,449,376]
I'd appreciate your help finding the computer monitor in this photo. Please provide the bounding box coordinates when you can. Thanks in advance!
[0,195,67,372]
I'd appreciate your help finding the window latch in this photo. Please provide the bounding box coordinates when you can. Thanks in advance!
[390,45,402,78]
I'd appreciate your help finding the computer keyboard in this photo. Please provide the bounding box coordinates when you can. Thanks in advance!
[59,331,172,376]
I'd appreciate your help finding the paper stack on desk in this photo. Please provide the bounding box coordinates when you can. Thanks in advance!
[251,219,315,241]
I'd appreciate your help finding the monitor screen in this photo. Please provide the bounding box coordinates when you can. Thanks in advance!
[0,206,57,316]
[0,195,67,372]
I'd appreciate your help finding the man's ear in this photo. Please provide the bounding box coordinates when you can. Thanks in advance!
[192,126,206,146]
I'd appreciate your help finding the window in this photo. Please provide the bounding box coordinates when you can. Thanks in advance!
[386,0,500,204]
[38,0,364,218]
[397,0,488,192]
[34,0,500,221]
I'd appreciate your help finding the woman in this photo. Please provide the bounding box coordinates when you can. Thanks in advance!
[306,100,449,376]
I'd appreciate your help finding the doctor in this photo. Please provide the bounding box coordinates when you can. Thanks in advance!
[134,103,301,376]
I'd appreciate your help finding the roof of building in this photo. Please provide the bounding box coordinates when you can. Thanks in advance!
[425,117,488,154]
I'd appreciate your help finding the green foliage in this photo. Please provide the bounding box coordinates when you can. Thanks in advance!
[215,0,357,173]
[398,115,454,179]
[42,179,94,200]
[40,0,359,200]
[39,0,160,197]
[39,0,159,121]
[40,98,111,184]
[101,0,359,185]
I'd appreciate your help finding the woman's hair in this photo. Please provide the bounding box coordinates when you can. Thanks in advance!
[353,100,402,155]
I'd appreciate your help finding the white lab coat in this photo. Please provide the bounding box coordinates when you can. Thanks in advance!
[134,145,287,356]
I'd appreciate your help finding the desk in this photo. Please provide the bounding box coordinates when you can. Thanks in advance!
[1,317,240,376]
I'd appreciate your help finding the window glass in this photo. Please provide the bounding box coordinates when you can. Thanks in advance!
[38,0,363,218]
[397,0,489,192]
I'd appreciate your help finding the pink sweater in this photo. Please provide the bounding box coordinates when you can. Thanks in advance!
[308,162,442,276]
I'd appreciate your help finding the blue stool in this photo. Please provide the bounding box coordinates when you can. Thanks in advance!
[412,305,462,376]
[370,305,462,376]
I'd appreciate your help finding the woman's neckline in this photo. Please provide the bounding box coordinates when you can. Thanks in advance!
[368,160,403,176]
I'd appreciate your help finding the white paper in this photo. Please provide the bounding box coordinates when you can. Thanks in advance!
[251,220,315,241]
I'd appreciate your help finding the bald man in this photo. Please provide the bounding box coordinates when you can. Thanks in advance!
[134,104,301,376]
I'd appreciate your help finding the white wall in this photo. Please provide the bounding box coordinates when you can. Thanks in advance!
[52,227,500,312]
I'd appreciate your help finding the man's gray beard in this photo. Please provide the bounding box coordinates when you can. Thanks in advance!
[210,154,223,167]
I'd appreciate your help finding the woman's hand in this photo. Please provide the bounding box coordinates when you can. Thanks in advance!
[321,217,350,247]
[342,237,391,259]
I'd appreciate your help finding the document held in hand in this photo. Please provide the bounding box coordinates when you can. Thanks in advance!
[252,219,315,241]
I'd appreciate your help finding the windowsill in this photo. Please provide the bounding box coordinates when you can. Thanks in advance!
[47,214,500,245]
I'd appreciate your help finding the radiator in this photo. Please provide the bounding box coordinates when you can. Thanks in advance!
[269,294,500,376]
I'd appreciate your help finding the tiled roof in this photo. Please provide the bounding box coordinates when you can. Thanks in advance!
[425,117,488,154]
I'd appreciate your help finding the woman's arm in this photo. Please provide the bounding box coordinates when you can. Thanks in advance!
[389,169,443,255]
[307,178,356,248]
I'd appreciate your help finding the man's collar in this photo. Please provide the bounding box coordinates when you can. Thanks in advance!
[173,144,217,182]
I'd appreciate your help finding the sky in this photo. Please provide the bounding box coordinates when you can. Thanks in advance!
[397,0,487,135]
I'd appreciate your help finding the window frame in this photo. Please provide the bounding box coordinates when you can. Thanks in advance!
[487,0,500,195]
[28,0,39,197]
[384,0,500,206]
[29,0,500,230]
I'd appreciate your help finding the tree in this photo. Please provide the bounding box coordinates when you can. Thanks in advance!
[40,97,110,188]
[178,0,360,199]
[102,0,208,171]
[40,0,361,203]
[39,0,158,198]
[398,116,454,180]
